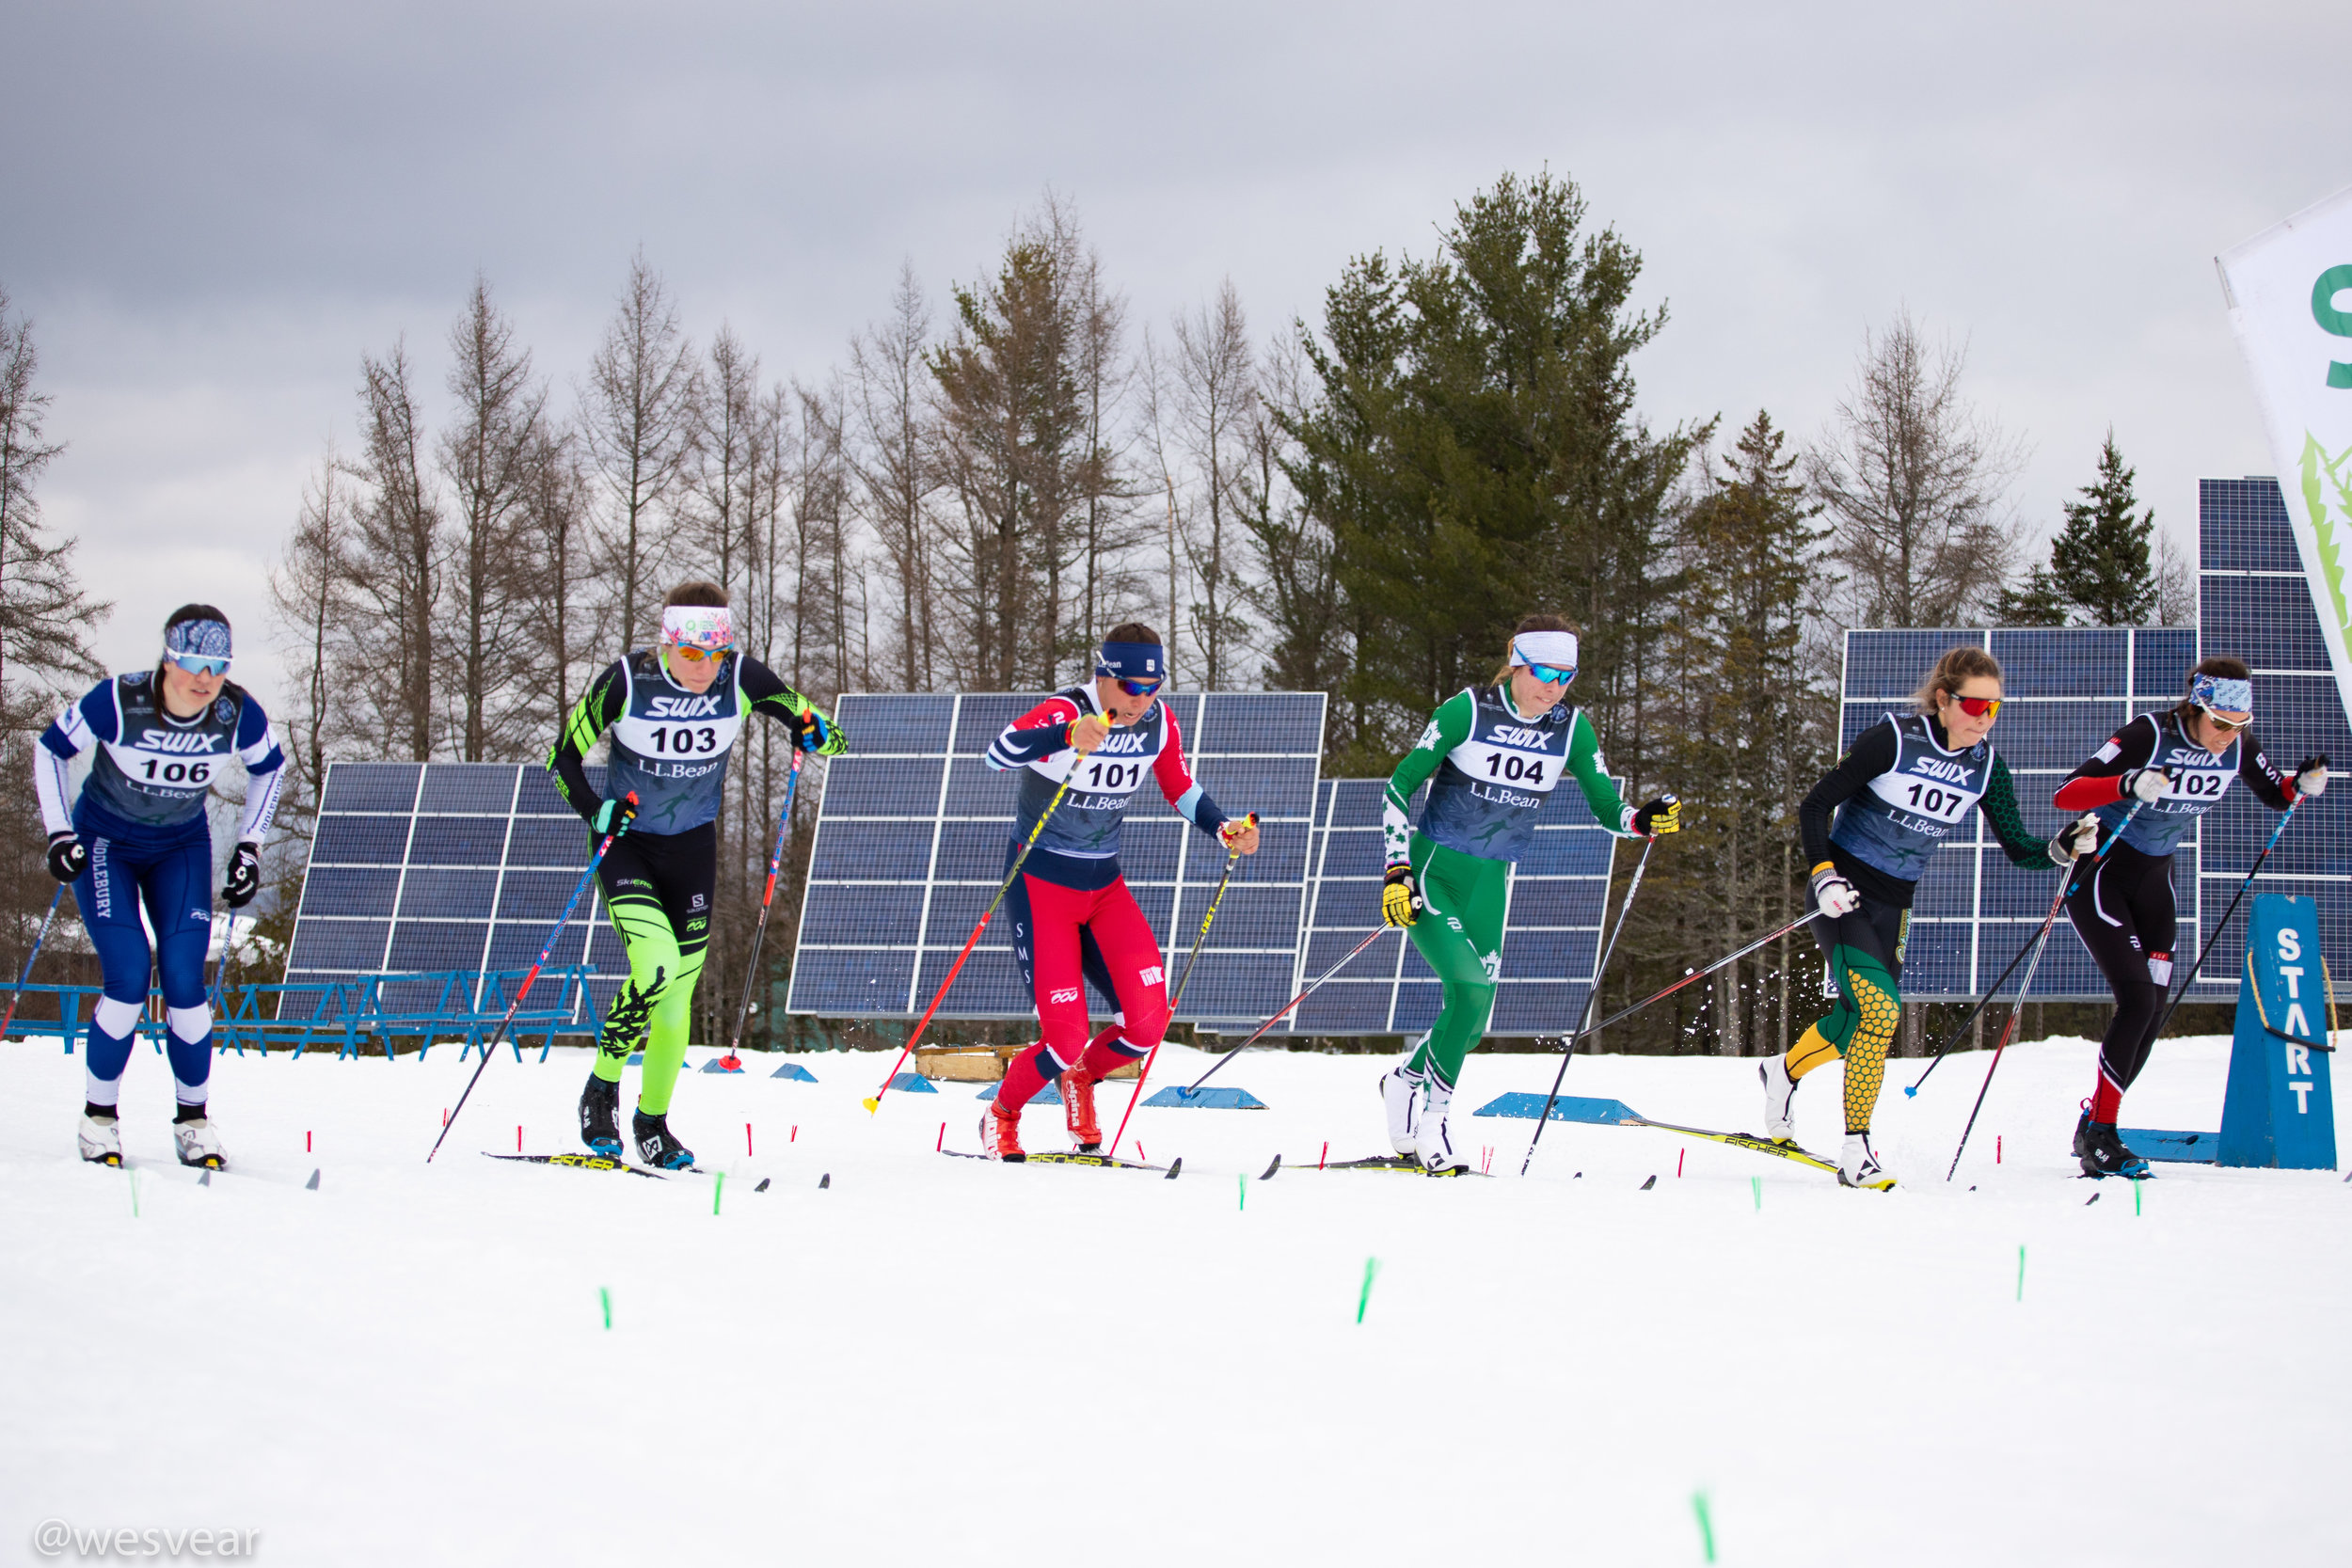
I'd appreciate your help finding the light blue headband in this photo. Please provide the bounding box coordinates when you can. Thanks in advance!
[2191,673,2252,714]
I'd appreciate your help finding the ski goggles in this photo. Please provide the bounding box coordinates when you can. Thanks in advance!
[1521,661,1577,687]
[165,653,231,677]
[1948,694,2002,719]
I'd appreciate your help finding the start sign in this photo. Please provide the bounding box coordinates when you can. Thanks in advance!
[2218,894,2339,1170]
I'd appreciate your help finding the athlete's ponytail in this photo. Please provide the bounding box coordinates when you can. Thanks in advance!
[1911,645,2003,716]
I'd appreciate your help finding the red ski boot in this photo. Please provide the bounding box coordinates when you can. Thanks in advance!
[1062,1070,1103,1153]
[983,1101,1026,1163]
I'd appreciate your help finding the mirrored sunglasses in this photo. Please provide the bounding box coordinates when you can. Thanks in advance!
[1523,661,1577,687]
[671,643,731,664]
[1114,676,1162,697]
[167,654,230,677]
[2196,704,2252,733]
[1949,694,2001,719]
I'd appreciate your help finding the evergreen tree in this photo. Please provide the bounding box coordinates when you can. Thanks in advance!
[1282,170,1706,777]
[1989,562,2072,626]
[2048,431,2157,626]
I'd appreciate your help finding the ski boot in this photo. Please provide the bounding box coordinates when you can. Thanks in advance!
[580,1074,623,1158]
[172,1113,228,1171]
[1759,1053,1799,1144]
[631,1108,695,1171]
[79,1109,122,1167]
[983,1101,1025,1163]
[1062,1069,1103,1153]
[2078,1119,2151,1180]
[1837,1131,1894,1191]
[1415,1080,1467,1176]
[1379,1066,1424,1156]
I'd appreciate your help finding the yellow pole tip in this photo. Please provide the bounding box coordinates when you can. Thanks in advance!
[861,1098,880,1114]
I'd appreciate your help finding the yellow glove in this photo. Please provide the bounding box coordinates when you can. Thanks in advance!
[1633,794,1680,836]
[1381,864,1419,927]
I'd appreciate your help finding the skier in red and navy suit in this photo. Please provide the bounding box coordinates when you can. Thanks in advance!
[982,623,1261,1160]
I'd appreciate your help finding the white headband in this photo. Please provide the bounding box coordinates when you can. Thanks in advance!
[1512,630,1580,672]
[661,605,733,650]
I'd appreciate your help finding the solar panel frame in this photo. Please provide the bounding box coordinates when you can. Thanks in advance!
[286,761,623,1024]
[786,691,1327,1027]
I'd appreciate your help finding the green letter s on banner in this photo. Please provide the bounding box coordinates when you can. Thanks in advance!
[2317,264,2352,388]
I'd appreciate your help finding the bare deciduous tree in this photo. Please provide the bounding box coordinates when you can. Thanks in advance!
[345,340,443,760]
[583,253,699,651]
[438,277,548,760]
[0,285,106,713]
[1165,278,1257,686]
[1807,312,2022,628]
[849,263,937,690]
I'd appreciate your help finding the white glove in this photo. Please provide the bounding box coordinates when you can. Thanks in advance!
[1809,863,1860,920]
[2123,766,2171,803]
[2047,815,2102,864]
[2296,756,2329,798]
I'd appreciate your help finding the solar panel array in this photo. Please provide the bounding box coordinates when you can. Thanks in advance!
[286,762,624,1020]
[1841,627,2197,1001]
[786,693,1325,1027]
[2196,478,2352,999]
[1288,778,1621,1037]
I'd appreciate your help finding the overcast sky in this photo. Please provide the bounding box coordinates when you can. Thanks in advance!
[6,1,2344,694]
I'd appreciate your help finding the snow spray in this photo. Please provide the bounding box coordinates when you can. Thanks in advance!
[1357,1257,1381,1323]
[599,1288,612,1330]
[1692,1492,1716,1563]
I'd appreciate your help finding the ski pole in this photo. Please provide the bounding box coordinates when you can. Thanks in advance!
[1908,810,2142,1097]
[1946,800,2145,1180]
[1105,816,1252,1160]
[863,749,1087,1115]
[1520,832,1655,1176]
[2138,794,2302,1049]
[0,884,65,1043]
[717,750,804,1071]
[427,792,636,1163]
[1181,924,1392,1094]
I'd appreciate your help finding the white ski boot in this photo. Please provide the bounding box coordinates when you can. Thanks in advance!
[1379,1065,1425,1155]
[172,1117,228,1171]
[1837,1131,1894,1191]
[79,1112,122,1166]
[1759,1053,1798,1144]
[1415,1080,1468,1175]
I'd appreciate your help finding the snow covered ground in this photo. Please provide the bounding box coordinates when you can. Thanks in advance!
[3,1029,2344,1567]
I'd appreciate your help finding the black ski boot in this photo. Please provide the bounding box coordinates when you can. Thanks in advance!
[632,1107,696,1171]
[580,1074,622,1158]
[2078,1118,2151,1180]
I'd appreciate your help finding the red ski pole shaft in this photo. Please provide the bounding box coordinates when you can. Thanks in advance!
[1106,820,1251,1160]
[428,792,635,1163]
[721,751,803,1068]
[865,751,1085,1114]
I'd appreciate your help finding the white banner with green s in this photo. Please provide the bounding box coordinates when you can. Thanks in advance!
[2220,184,2352,718]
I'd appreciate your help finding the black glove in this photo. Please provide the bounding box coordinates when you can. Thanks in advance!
[221,841,262,908]
[1632,794,1681,836]
[798,707,847,756]
[591,795,637,839]
[46,832,86,884]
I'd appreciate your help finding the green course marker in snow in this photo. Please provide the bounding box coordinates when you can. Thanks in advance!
[128,1167,139,1219]
[2016,1244,2026,1303]
[713,1170,725,1215]
[2134,1182,2142,1217]
[1751,1176,1760,1212]
[1238,1173,1246,1212]
[599,1288,612,1330]
[1692,1491,1716,1562]
[1356,1257,1381,1323]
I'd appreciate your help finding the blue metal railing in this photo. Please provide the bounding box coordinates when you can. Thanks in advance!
[7,967,605,1063]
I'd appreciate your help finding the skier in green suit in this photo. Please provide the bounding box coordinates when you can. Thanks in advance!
[1377,614,1681,1173]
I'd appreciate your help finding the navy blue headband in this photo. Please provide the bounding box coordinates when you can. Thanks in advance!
[1096,641,1166,684]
